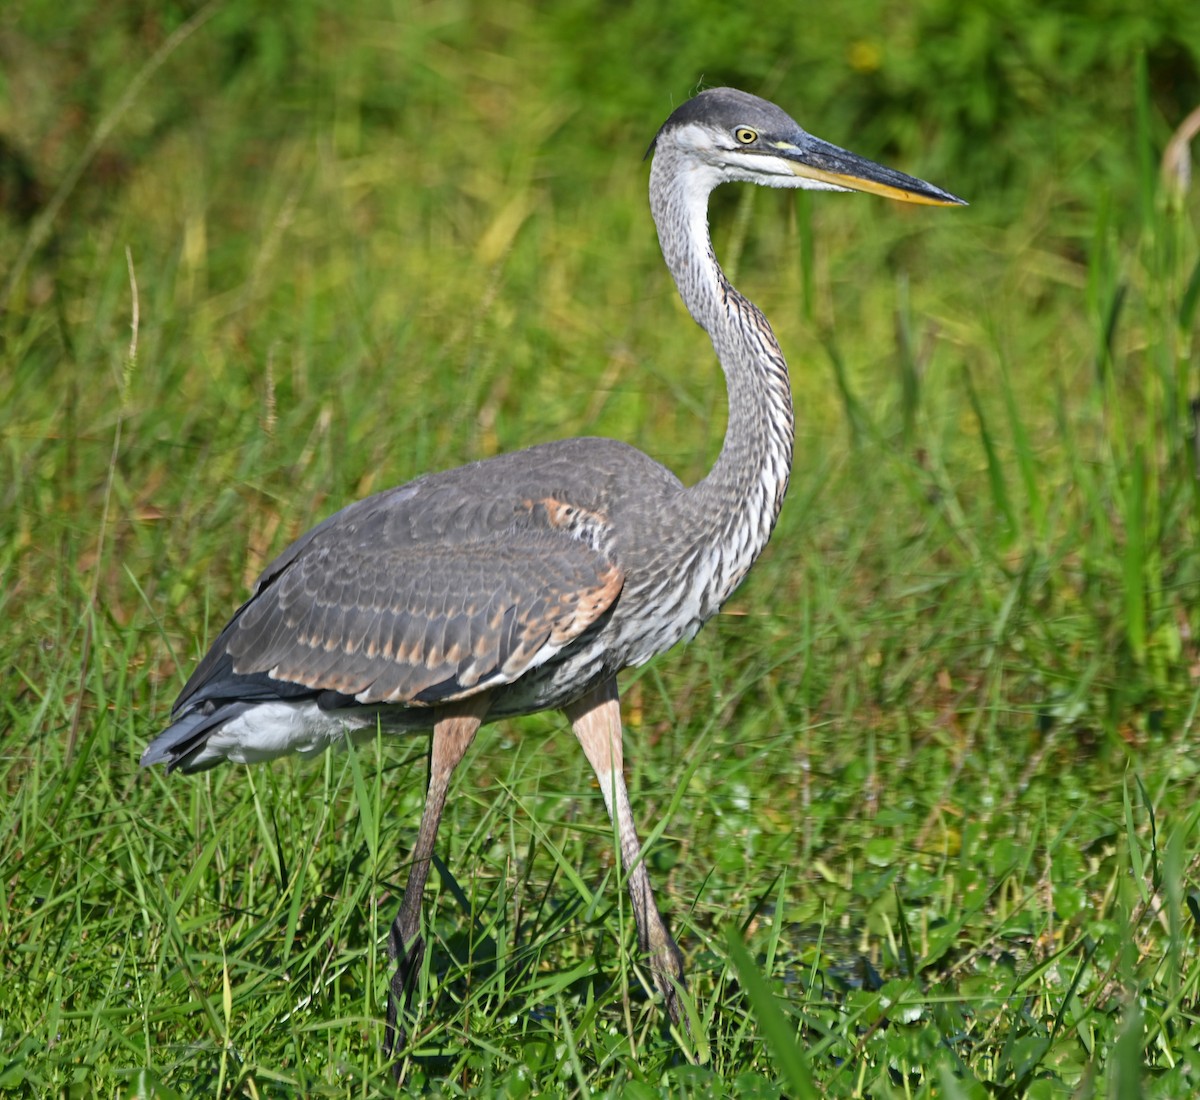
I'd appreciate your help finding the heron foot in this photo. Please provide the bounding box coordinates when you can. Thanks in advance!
[383,932,426,1072]
[649,935,688,1031]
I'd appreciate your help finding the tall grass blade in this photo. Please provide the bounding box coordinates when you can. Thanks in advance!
[823,335,868,448]
[895,273,919,445]
[345,738,379,867]
[1164,821,1187,1003]
[1133,773,1159,891]
[1109,1001,1144,1100]
[725,928,818,1098]
[997,354,1045,540]
[132,1070,187,1100]
[1099,283,1128,388]
[1122,446,1148,665]
[1180,256,1200,332]
[1123,774,1150,907]
[893,884,917,980]
[1133,53,1155,230]
[963,366,1016,546]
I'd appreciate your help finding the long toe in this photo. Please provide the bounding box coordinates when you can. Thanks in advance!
[383,999,408,1062]
[651,939,688,1027]
[383,934,426,1060]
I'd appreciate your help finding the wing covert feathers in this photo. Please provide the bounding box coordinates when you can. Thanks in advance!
[179,483,624,711]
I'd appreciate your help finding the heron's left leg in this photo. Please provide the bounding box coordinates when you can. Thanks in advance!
[564,676,686,1025]
[384,695,489,1066]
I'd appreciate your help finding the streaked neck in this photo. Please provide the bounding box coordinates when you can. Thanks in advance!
[648,148,795,579]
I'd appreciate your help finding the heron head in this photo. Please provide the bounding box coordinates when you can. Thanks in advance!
[649,87,966,207]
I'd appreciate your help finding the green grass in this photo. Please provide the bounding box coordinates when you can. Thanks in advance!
[4,2,1200,1095]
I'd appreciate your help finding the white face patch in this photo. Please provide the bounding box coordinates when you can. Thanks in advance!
[670,121,715,154]
[670,121,810,186]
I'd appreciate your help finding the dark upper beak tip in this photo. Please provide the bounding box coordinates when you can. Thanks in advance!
[934,191,969,208]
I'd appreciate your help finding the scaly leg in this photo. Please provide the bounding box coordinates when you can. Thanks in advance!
[564,677,686,1024]
[384,696,489,1068]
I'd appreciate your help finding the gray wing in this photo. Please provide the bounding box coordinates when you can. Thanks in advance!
[173,458,626,716]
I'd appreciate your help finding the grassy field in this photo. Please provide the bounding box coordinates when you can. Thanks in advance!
[4,1,1200,1095]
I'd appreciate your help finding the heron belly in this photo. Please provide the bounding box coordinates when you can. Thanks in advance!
[201,699,380,766]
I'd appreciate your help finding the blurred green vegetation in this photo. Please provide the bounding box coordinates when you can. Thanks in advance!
[3,0,1200,1095]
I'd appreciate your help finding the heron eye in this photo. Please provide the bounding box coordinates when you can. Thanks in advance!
[735,127,758,145]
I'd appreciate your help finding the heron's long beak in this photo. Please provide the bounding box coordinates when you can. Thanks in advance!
[777,135,966,206]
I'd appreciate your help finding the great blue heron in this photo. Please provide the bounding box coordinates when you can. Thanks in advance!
[142,87,963,1064]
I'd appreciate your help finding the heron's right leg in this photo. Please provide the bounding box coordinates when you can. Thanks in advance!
[384,696,489,1067]
[564,677,686,1025]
